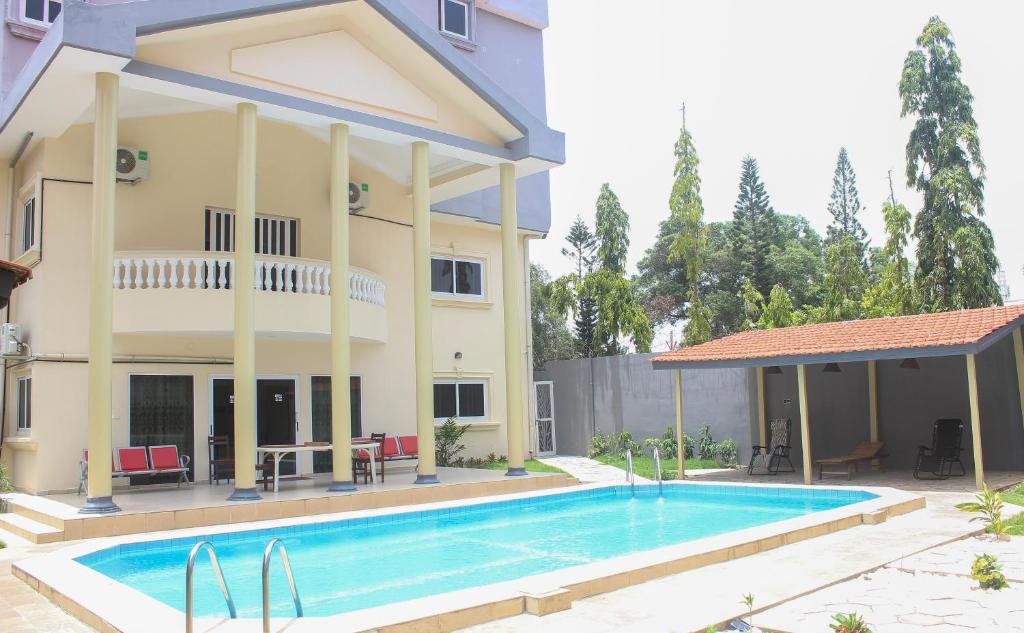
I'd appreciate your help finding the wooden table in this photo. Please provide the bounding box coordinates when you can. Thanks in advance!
[257,442,379,493]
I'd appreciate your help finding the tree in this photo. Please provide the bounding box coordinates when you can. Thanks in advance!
[562,215,597,281]
[585,269,653,354]
[595,183,629,274]
[862,181,917,318]
[731,156,779,298]
[529,264,574,369]
[825,147,868,263]
[741,280,796,330]
[900,16,1001,310]
[811,236,868,323]
[667,110,711,345]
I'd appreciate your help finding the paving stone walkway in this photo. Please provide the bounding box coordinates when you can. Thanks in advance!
[536,455,652,483]
[757,536,1024,632]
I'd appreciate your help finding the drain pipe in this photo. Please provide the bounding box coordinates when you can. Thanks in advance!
[4,353,234,366]
[0,132,33,457]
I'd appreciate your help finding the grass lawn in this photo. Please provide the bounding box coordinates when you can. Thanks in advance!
[1002,483,1024,536]
[595,454,725,480]
[475,459,570,475]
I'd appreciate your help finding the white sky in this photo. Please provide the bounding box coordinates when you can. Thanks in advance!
[535,0,1024,321]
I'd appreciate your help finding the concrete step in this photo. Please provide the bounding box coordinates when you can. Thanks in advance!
[0,513,64,544]
[4,493,76,529]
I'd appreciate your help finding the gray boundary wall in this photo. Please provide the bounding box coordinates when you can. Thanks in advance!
[536,354,757,458]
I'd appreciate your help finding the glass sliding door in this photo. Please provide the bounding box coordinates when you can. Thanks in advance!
[311,376,361,474]
[129,375,195,483]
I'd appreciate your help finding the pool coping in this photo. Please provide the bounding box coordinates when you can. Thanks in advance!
[13,480,925,633]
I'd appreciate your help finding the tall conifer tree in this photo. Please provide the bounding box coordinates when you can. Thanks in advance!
[825,147,868,260]
[730,156,778,298]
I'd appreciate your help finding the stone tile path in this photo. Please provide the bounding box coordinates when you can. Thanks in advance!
[0,562,94,633]
[536,455,651,483]
[757,537,1024,632]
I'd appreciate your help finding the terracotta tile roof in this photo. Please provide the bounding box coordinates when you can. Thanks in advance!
[653,305,1024,367]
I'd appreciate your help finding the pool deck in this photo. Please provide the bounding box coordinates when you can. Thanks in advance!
[11,479,923,633]
[0,467,577,543]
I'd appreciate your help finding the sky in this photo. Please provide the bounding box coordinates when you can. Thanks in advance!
[535,0,1024,347]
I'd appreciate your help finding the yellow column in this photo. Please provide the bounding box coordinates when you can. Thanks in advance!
[868,360,880,469]
[228,102,260,500]
[328,123,355,492]
[412,141,438,484]
[1014,329,1024,437]
[81,72,120,514]
[966,353,985,489]
[674,368,685,479]
[797,364,812,485]
[501,162,527,476]
[756,366,767,447]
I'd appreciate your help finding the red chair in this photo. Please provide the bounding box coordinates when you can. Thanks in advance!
[354,433,385,484]
[398,435,419,458]
[148,445,192,487]
[77,449,120,495]
[117,447,153,474]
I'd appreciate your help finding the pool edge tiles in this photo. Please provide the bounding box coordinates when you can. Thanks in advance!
[13,481,924,633]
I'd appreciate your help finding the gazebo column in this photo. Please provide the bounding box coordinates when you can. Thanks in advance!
[81,72,120,515]
[755,366,767,447]
[1014,329,1024,437]
[327,123,355,492]
[500,162,526,476]
[674,368,685,479]
[797,364,812,485]
[228,102,260,501]
[868,360,879,469]
[966,353,985,489]
[412,141,439,484]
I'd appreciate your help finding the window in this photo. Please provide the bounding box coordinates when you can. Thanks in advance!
[311,376,362,473]
[22,0,61,26]
[16,376,31,432]
[204,208,298,256]
[440,0,471,40]
[20,197,35,254]
[431,256,484,298]
[434,380,487,421]
[129,375,194,481]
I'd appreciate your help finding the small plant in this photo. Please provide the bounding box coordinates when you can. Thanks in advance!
[589,432,612,457]
[713,438,738,466]
[830,612,871,632]
[434,417,468,467]
[740,593,754,628]
[704,627,718,633]
[955,484,1006,536]
[697,425,716,460]
[971,553,1009,590]
[0,462,13,494]
[682,432,695,459]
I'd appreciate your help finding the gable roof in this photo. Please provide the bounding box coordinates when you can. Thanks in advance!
[652,305,1024,369]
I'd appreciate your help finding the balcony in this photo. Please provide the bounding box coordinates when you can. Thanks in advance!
[111,251,387,342]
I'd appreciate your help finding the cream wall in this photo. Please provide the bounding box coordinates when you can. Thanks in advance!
[3,111,532,493]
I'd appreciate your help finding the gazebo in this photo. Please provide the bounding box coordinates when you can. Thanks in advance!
[652,305,1024,489]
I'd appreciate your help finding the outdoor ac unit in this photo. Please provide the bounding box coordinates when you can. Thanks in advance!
[349,181,370,213]
[1,323,22,356]
[116,146,150,183]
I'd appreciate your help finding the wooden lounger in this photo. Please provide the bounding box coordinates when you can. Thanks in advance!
[816,441,886,480]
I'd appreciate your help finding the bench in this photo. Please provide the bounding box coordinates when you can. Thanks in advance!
[78,446,192,494]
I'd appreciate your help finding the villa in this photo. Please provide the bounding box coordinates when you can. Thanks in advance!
[0,0,565,511]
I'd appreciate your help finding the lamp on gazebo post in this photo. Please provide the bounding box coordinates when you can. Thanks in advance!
[823,362,841,373]
[900,358,920,369]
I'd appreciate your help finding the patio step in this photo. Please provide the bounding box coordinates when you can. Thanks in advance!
[5,494,71,530]
[0,513,64,544]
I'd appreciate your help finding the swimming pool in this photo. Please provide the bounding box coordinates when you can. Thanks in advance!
[77,484,877,619]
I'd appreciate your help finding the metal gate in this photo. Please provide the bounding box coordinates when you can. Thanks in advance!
[534,381,556,455]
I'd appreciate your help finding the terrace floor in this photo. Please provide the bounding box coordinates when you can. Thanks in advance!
[685,467,1024,494]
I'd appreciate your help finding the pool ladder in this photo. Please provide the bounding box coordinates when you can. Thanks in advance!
[652,446,663,495]
[263,538,304,633]
[625,449,635,494]
[185,541,237,633]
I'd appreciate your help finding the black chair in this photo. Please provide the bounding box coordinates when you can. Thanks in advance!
[208,436,235,485]
[914,419,966,480]
[354,432,386,484]
[748,418,795,475]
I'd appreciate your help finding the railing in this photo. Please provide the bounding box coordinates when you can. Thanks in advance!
[185,541,237,633]
[263,538,303,633]
[112,251,385,306]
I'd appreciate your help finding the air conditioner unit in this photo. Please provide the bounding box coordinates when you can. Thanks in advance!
[1,323,22,356]
[349,181,370,213]
[116,146,150,183]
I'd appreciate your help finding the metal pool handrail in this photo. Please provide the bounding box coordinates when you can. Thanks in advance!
[185,541,237,633]
[625,449,635,493]
[263,538,303,633]
[652,446,663,495]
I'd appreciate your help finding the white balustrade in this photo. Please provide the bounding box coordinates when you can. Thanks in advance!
[112,252,385,306]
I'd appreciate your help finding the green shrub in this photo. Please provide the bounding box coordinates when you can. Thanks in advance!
[0,462,13,494]
[971,554,1009,590]
[713,438,738,466]
[830,612,871,632]
[696,425,716,460]
[955,484,1006,536]
[681,432,694,459]
[435,417,468,467]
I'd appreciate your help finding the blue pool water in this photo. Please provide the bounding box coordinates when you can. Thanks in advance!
[78,485,876,618]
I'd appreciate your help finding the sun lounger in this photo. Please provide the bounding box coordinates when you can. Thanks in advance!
[816,441,886,479]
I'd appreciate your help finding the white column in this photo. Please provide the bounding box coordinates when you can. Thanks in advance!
[966,353,985,489]
[412,141,438,484]
[501,162,526,475]
[797,364,812,485]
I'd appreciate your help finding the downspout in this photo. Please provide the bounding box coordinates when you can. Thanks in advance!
[0,132,33,457]
[523,235,536,457]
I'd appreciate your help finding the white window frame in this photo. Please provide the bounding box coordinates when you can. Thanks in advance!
[433,379,488,423]
[16,375,31,433]
[20,0,61,27]
[20,197,36,255]
[431,255,485,300]
[15,178,41,267]
[439,0,472,41]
